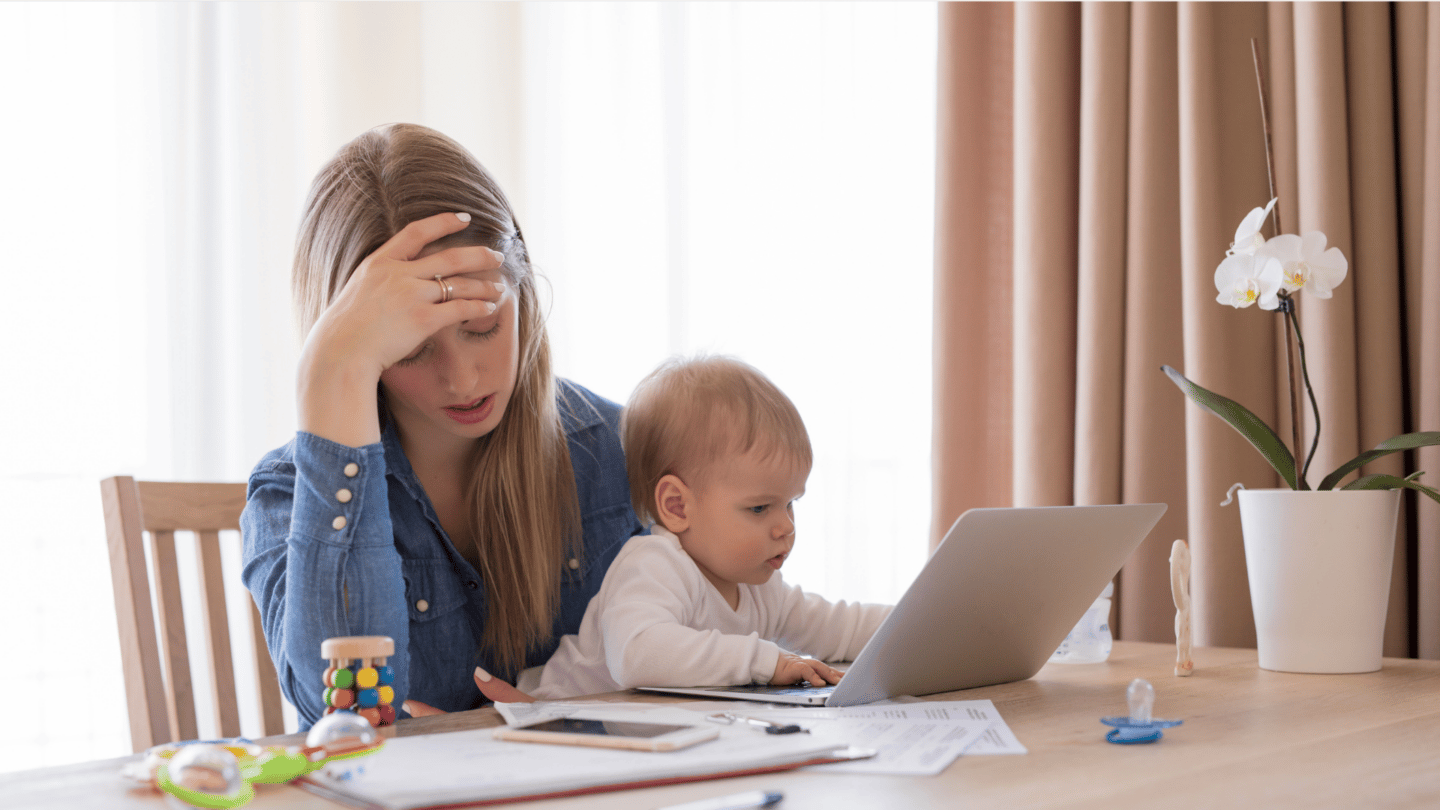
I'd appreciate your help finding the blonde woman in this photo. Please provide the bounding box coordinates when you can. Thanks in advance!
[241,124,642,728]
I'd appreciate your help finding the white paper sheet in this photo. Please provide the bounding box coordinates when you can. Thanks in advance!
[749,698,1028,757]
[496,697,1025,776]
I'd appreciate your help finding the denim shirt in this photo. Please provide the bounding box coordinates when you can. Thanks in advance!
[240,379,643,728]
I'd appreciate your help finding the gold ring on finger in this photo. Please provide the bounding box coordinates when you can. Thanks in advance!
[433,274,452,304]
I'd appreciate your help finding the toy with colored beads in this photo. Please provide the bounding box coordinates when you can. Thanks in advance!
[321,636,397,728]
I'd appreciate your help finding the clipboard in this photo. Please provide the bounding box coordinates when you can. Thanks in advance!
[294,720,874,810]
[298,745,873,809]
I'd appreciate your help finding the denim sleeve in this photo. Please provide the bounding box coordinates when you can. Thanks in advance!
[240,432,411,729]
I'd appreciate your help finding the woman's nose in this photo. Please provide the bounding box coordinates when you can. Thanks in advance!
[437,346,480,394]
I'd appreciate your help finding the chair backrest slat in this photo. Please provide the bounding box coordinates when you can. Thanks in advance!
[149,529,199,743]
[101,476,288,751]
[196,529,242,739]
[101,476,170,753]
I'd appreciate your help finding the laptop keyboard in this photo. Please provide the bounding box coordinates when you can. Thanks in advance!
[722,683,837,697]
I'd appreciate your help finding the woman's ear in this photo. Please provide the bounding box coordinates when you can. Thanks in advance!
[654,474,691,534]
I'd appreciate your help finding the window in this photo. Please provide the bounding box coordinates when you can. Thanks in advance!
[0,1,935,771]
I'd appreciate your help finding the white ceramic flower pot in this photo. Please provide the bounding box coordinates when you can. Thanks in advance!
[1237,488,1400,673]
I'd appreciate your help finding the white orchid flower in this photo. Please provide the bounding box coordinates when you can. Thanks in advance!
[1227,197,1278,256]
[1214,251,1282,310]
[1257,231,1348,298]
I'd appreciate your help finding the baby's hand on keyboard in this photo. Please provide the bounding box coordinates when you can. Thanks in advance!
[771,654,843,686]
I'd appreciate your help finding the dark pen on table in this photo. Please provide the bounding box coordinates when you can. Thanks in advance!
[656,788,785,810]
[706,712,808,735]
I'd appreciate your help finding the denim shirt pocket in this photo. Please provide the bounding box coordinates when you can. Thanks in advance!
[401,558,468,623]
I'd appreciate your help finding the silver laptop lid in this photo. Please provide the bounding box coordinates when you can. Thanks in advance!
[824,503,1166,706]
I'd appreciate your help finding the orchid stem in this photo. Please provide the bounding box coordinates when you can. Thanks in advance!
[1251,39,1282,236]
[1280,296,1301,471]
[1282,296,1320,488]
[1254,39,1300,477]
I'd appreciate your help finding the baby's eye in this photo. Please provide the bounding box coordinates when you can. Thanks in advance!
[749,505,768,515]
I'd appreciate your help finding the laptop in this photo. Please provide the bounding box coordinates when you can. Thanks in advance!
[637,503,1167,707]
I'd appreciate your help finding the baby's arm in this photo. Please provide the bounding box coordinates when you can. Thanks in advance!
[769,584,894,663]
[598,544,780,687]
[603,593,782,688]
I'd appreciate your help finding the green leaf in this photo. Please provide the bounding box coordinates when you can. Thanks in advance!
[1340,472,1440,507]
[1161,365,1301,490]
[1317,432,1440,491]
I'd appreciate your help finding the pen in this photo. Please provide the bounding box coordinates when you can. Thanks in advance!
[706,712,808,734]
[655,789,784,810]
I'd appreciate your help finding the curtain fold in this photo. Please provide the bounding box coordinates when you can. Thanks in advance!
[933,4,1014,543]
[1118,2,1188,643]
[936,1,1440,657]
[1418,4,1440,659]
[1012,4,1081,509]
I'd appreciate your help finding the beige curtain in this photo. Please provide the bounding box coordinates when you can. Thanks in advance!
[935,2,1440,657]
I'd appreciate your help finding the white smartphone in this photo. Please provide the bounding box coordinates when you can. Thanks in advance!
[491,716,720,752]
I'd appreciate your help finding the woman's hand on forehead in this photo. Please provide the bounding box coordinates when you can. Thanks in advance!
[296,211,508,447]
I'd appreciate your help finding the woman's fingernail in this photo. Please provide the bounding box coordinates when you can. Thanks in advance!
[474,666,493,683]
[401,701,413,714]
[488,248,505,262]
[493,281,507,295]
[456,212,472,223]
[485,301,497,313]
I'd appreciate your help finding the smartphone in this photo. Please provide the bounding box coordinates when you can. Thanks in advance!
[491,717,720,752]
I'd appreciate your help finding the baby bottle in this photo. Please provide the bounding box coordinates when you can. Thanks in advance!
[1049,581,1114,664]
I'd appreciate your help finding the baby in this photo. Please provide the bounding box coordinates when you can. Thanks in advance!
[505,355,892,699]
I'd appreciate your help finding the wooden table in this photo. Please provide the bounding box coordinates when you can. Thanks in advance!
[8,641,1440,809]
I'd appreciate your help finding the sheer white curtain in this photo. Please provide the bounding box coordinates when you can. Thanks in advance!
[521,1,938,609]
[1,2,934,772]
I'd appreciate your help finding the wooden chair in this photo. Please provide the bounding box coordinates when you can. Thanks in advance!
[101,476,287,752]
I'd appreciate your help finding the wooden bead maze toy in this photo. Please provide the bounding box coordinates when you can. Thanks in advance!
[321,636,396,728]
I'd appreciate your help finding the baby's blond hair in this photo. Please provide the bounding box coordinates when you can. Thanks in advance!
[622,356,813,526]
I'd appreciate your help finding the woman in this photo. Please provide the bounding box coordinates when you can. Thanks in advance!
[241,123,643,727]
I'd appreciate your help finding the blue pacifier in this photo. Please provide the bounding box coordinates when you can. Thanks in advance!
[1100,679,1182,744]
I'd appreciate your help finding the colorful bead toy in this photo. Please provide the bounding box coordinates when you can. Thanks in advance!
[320,636,396,729]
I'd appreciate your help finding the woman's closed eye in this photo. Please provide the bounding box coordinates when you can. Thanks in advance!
[394,320,501,367]
[462,320,502,341]
[395,343,432,367]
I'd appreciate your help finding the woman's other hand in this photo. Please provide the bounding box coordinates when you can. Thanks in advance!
[474,666,537,704]
[400,666,537,718]
[297,212,507,447]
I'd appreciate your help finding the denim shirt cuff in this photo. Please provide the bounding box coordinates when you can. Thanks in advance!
[291,431,389,549]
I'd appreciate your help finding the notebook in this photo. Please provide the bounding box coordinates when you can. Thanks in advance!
[638,503,1167,707]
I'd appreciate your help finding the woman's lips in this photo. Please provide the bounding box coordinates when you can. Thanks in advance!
[444,394,495,425]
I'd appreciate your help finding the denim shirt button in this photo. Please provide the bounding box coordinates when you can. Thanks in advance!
[416,599,430,612]
[344,462,359,477]
[336,488,353,503]
[567,558,580,570]
[332,515,347,530]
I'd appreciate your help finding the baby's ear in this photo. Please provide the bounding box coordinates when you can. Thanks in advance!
[654,474,691,534]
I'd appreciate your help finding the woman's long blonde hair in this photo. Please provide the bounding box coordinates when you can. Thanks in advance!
[293,123,579,675]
